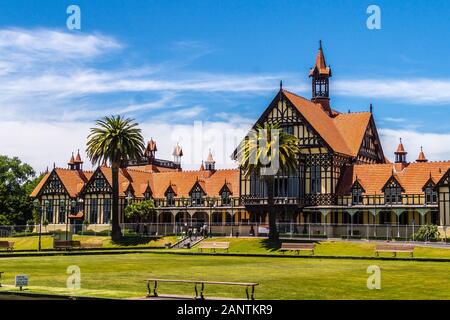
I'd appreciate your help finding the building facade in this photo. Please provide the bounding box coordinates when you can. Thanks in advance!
[30,44,450,237]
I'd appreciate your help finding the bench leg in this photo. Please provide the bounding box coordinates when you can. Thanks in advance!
[200,283,205,300]
[149,281,158,297]
[311,250,314,256]
[393,252,396,258]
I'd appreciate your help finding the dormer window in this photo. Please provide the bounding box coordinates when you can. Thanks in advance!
[383,176,403,205]
[220,186,231,206]
[166,186,175,206]
[352,188,363,205]
[190,184,204,206]
[425,186,437,204]
[351,180,364,205]
[384,187,402,204]
[144,191,152,200]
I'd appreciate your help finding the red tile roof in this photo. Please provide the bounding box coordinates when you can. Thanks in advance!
[337,161,450,195]
[283,90,353,156]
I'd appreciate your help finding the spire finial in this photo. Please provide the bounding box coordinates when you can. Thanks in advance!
[280,80,283,91]
[319,40,322,49]
[370,103,373,113]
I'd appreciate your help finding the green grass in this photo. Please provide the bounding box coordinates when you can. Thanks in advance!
[0,235,180,251]
[188,237,450,259]
[1,253,450,299]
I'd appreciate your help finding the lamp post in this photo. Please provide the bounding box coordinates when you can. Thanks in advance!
[32,199,42,252]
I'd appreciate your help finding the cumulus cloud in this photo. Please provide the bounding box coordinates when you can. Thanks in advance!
[380,128,450,162]
[335,79,450,104]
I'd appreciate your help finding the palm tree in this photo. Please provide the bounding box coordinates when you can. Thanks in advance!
[86,115,144,241]
[237,123,300,241]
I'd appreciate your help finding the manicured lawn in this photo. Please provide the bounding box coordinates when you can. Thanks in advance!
[190,237,450,259]
[1,253,450,299]
[0,235,180,251]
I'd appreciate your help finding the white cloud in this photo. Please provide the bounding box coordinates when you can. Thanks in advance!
[0,119,250,173]
[335,79,450,104]
[380,128,450,162]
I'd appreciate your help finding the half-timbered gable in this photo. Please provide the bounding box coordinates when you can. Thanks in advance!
[81,168,112,194]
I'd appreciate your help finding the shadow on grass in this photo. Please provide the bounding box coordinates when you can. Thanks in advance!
[111,236,162,247]
[261,239,282,252]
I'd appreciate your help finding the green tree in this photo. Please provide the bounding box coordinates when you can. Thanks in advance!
[237,123,300,241]
[86,115,144,241]
[125,200,156,223]
[0,155,40,225]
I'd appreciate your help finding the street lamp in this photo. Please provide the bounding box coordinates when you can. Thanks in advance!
[32,199,41,252]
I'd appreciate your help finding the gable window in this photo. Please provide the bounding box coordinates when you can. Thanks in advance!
[166,189,175,206]
[425,187,437,204]
[384,187,402,204]
[220,187,231,206]
[190,184,204,206]
[144,189,152,200]
[352,188,363,205]
[310,165,321,194]
[94,177,105,189]
[351,183,364,205]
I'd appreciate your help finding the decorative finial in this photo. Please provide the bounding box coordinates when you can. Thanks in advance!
[280,80,283,91]
[400,138,402,144]
[319,40,322,49]
[370,103,373,113]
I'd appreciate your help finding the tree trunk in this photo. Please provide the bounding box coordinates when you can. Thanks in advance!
[266,177,278,241]
[111,163,122,241]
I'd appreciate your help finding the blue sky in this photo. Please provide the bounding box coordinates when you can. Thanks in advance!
[1,0,450,171]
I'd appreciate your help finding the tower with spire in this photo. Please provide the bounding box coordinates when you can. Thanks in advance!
[144,138,157,162]
[416,147,428,163]
[172,143,183,165]
[394,138,407,164]
[204,149,216,171]
[68,150,83,170]
[309,40,332,115]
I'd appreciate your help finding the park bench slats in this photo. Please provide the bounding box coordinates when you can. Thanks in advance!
[144,278,258,300]
[79,242,103,249]
[54,240,81,250]
[280,242,315,255]
[0,241,14,252]
[197,242,230,253]
[375,244,414,257]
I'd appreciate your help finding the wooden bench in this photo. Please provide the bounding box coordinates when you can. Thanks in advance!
[280,242,315,255]
[375,244,414,257]
[0,271,3,287]
[54,240,81,250]
[197,242,230,253]
[145,278,259,300]
[0,241,14,252]
[80,241,103,249]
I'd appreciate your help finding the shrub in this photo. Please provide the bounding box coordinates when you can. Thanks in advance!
[412,224,440,241]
